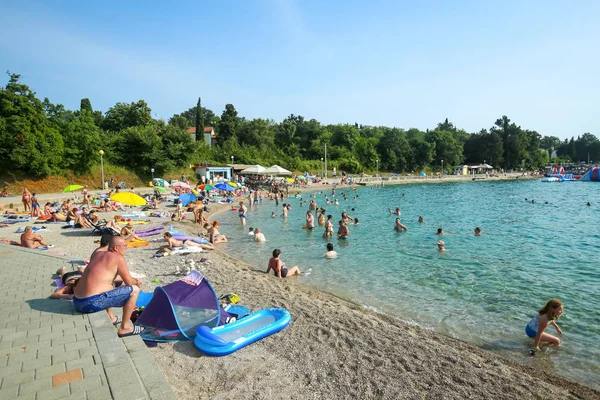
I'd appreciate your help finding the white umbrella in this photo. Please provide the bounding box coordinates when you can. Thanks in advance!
[240,165,266,175]
[171,181,191,189]
[264,165,292,176]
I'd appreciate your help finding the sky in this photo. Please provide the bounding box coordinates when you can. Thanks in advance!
[1,0,598,139]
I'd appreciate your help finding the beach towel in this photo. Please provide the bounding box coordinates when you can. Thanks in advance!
[153,246,203,257]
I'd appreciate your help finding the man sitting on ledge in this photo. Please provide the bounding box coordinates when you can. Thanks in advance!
[73,236,143,337]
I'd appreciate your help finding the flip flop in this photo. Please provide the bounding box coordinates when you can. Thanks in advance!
[112,316,122,326]
[118,325,144,338]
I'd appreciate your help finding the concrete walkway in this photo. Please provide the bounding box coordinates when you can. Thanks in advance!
[0,244,176,400]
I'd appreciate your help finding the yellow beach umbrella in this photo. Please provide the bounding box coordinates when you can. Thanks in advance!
[227,182,237,187]
[285,178,295,183]
[110,192,146,206]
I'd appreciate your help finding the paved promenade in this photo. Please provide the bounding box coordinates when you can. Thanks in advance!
[0,244,177,400]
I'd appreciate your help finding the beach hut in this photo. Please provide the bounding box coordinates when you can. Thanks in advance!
[264,165,292,176]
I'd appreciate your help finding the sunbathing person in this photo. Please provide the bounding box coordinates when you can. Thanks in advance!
[49,211,67,222]
[205,221,227,244]
[73,236,142,337]
[120,223,142,243]
[87,210,99,225]
[20,226,52,248]
[105,215,122,232]
[74,212,92,228]
[162,232,214,250]
[50,270,82,300]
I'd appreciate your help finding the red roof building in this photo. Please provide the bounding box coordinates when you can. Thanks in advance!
[187,127,216,148]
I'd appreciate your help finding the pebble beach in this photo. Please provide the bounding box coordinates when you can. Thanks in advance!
[1,176,597,399]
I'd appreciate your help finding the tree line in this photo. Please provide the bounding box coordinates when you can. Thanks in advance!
[1,72,598,179]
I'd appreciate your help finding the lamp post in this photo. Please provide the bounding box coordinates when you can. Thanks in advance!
[376,159,379,178]
[99,150,104,190]
[441,159,444,175]
[320,157,324,178]
[151,168,154,180]
[231,156,234,181]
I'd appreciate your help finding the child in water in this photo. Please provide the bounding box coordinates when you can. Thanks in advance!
[526,299,564,352]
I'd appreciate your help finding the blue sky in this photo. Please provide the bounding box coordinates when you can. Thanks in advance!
[1,0,598,139]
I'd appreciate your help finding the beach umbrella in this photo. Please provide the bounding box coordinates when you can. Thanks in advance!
[110,192,147,206]
[285,178,295,183]
[264,165,292,176]
[240,164,266,175]
[152,178,170,187]
[198,184,216,191]
[227,182,238,187]
[215,183,235,192]
[420,172,427,177]
[63,185,84,192]
[171,181,191,189]
[296,175,307,180]
[154,187,167,194]
[178,193,197,207]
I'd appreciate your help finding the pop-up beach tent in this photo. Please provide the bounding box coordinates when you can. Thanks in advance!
[135,271,231,342]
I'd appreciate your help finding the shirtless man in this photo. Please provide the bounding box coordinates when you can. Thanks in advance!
[73,237,142,337]
[266,249,300,278]
[437,240,446,252]
[20,226,52,248]
[305,210,315,230]
[394,218,408,231]
[389,207,401,215]
[337,220,349,240]
[254,228,266,242]
[163,232,214,250]
[91,235,112,260]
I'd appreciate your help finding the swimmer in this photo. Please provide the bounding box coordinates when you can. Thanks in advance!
[337,220,349,240]
[394,218,407,231]
[305,210,315,230]
[254,228,266,242]
[418,216,424,223]
[248,227,255,236]
[437,240,446,252]
[323,243,337,259]
[474,227,481,236]
[526,299,563,352]
[532,199,535,204]
[436,228,444,235]
[587,202,591,206]
[389,207,401,215]
[323,215,334,238]
[271,212,276,218]
[353,218,359,225]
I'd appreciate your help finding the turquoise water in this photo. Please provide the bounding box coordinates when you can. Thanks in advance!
[218,180,600,389]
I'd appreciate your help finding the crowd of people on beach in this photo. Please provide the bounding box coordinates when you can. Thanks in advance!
[0,180,568,349]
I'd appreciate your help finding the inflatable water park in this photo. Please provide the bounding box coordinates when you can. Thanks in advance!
[542,165,600,182]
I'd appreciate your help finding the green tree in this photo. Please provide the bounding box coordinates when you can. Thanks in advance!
[195,97,203,142]
[0,73,64,177]
[101,100,153,132]
[408,137,434,170]
[376,128,411,171]
[80,98,93,113]
[217,104,239,145]
[427,127,463,168]
[61,109,100,173]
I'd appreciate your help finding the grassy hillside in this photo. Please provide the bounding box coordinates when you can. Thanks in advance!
[0,164,146,195]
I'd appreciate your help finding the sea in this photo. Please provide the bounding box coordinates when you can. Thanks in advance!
[217,179,600,389]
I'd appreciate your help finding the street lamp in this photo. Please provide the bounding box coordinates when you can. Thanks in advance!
[376,159,379,178]
[320,157,324,178]
[151,168,154,180]
[441,159,444,175]
[231,156,234,181]
[99,150,105,190]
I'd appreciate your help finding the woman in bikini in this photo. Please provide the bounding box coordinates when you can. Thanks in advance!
[22,188,31,212]
[266,249,300,278]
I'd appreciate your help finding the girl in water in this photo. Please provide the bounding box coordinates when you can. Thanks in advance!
[526,299,564,352]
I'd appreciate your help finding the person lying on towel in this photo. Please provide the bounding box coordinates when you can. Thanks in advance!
[73,236,143,337]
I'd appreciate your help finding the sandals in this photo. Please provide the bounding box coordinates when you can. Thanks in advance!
[112,316,122,326]
[118,325,144,338]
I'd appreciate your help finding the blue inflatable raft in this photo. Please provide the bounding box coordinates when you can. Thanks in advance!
[193,308,291,356]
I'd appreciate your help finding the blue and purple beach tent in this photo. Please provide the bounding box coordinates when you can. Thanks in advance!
[135,271,232,342]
